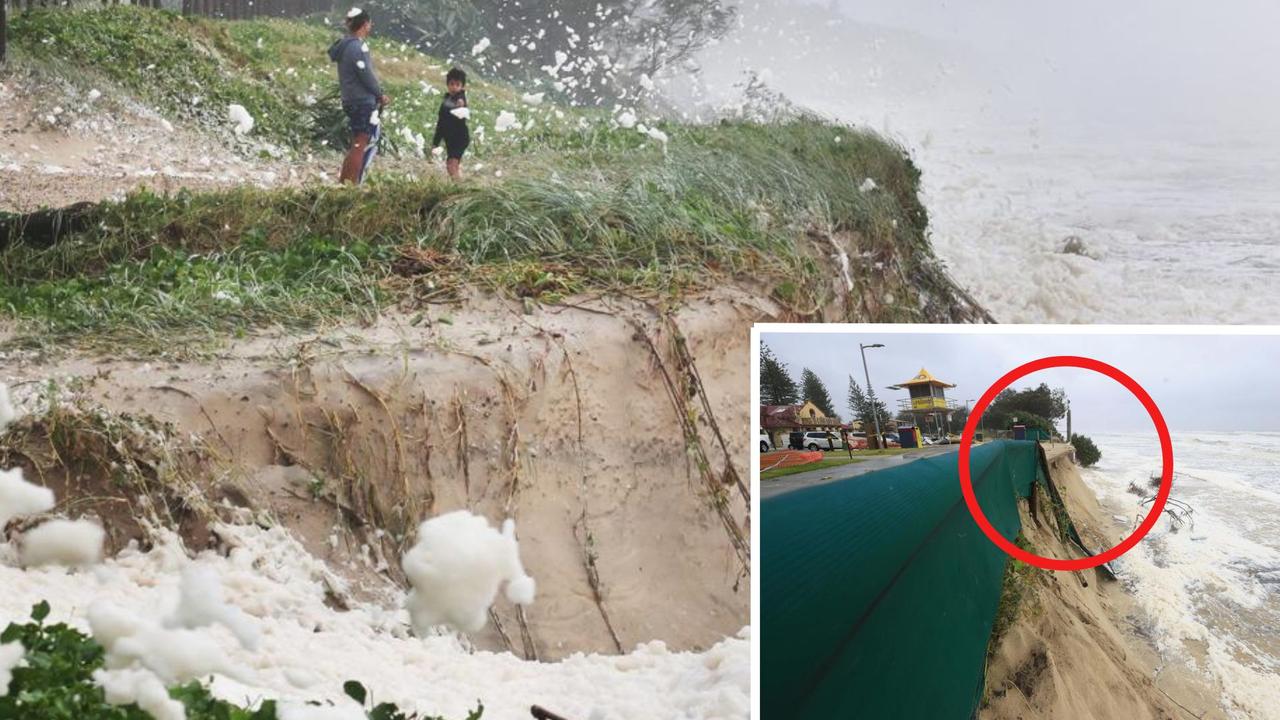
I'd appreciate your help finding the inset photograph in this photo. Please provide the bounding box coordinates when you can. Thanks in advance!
[756,327,1280,720]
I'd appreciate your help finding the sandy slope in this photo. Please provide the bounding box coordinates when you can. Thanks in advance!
[982,445,1225,720]
[0,288,764,661]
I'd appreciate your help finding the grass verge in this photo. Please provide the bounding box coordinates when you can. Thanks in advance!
[760,456,866,481]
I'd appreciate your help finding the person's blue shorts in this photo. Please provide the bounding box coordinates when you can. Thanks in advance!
[344,101,378,136]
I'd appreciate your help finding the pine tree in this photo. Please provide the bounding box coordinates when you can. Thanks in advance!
[801,368,837,419]
[847,375,868,420]
[847,376,889,433]
[760,344,799,406]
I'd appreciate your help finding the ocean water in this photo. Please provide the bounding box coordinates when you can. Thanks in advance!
[1080,431,1280,719]
[914,124,1280,324]
[689,3,1280,324]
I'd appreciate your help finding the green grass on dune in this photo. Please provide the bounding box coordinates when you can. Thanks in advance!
[0,120,968,352]
[1,8,980,353]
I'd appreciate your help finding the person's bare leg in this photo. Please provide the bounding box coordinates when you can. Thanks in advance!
[339,133,370,184]
[446,158,461,180]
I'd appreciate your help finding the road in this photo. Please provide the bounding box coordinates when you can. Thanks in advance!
[760,444,961,501]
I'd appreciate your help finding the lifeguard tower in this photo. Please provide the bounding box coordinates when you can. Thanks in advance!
[889,367,958,441]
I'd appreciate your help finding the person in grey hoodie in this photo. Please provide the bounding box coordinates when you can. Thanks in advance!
[329,8,390,184]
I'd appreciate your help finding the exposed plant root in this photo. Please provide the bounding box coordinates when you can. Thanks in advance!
[575,521,624,654]
[488,608,516,654]
[418,396,437,513]
[663,319,750,506]
[627,315,750,577]
[516,606,539,662]
[342,366,415,531]
[451,393,472,503]
[1,391,217,553]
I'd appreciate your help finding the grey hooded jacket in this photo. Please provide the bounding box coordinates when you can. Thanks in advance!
[328,35,383,106]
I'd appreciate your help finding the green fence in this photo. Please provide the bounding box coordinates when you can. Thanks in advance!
[761,440,1045,719]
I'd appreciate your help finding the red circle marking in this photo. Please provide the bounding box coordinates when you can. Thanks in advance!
[958,355,1172,571]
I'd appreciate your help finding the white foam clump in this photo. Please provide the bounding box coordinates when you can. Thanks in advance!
[859,177,878,192]
[494,111,519,132]
[0,381,16,432]
[521,92,545,106]
[93,667,185,720]
[471,37,491,56]
[0,466,55,530]
[20,519,104,568]
[228,104,254,135]
[398,126,426,156]
[89,601,238,685]
[0,641,24,697]
[165,564,260,651]
[616,110,637,129]
[1,522,749,717]
[401,511,535,634]
[642,126,668,144]
[449,106,471,120]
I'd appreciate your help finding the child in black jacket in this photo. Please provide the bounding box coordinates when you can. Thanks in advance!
[431,68,470,180]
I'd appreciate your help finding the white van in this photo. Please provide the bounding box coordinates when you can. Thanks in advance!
[760,431,774,453]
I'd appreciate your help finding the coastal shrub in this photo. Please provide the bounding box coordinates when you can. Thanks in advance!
[1006,411,1057,438]
[1070,433,1101,467]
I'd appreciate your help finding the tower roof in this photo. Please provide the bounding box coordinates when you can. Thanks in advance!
[889,367,956,389]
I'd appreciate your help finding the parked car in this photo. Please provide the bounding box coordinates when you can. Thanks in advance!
[790,431,844,451]
[882,433,901,448]
[760,431,773,453]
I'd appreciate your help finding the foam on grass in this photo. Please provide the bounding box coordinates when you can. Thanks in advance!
[0,641,24,697]
[93,666,186,720]
[89,600,238,685]
[401,511,535,635]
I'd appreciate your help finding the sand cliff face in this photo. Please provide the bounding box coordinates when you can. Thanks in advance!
[0,290,767,660]
[982,447,1225,720]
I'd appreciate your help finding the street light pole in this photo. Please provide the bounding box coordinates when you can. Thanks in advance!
[860,343,885,446]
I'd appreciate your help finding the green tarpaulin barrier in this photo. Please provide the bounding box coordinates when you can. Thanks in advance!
[761,440,1045,719]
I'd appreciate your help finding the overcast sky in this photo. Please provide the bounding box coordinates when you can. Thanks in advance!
[760,330,1280,433]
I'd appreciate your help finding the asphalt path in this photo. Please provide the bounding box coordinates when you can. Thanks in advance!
[760,444,960,501]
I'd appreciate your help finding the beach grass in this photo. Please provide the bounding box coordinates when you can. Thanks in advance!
[0,8,979,354]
